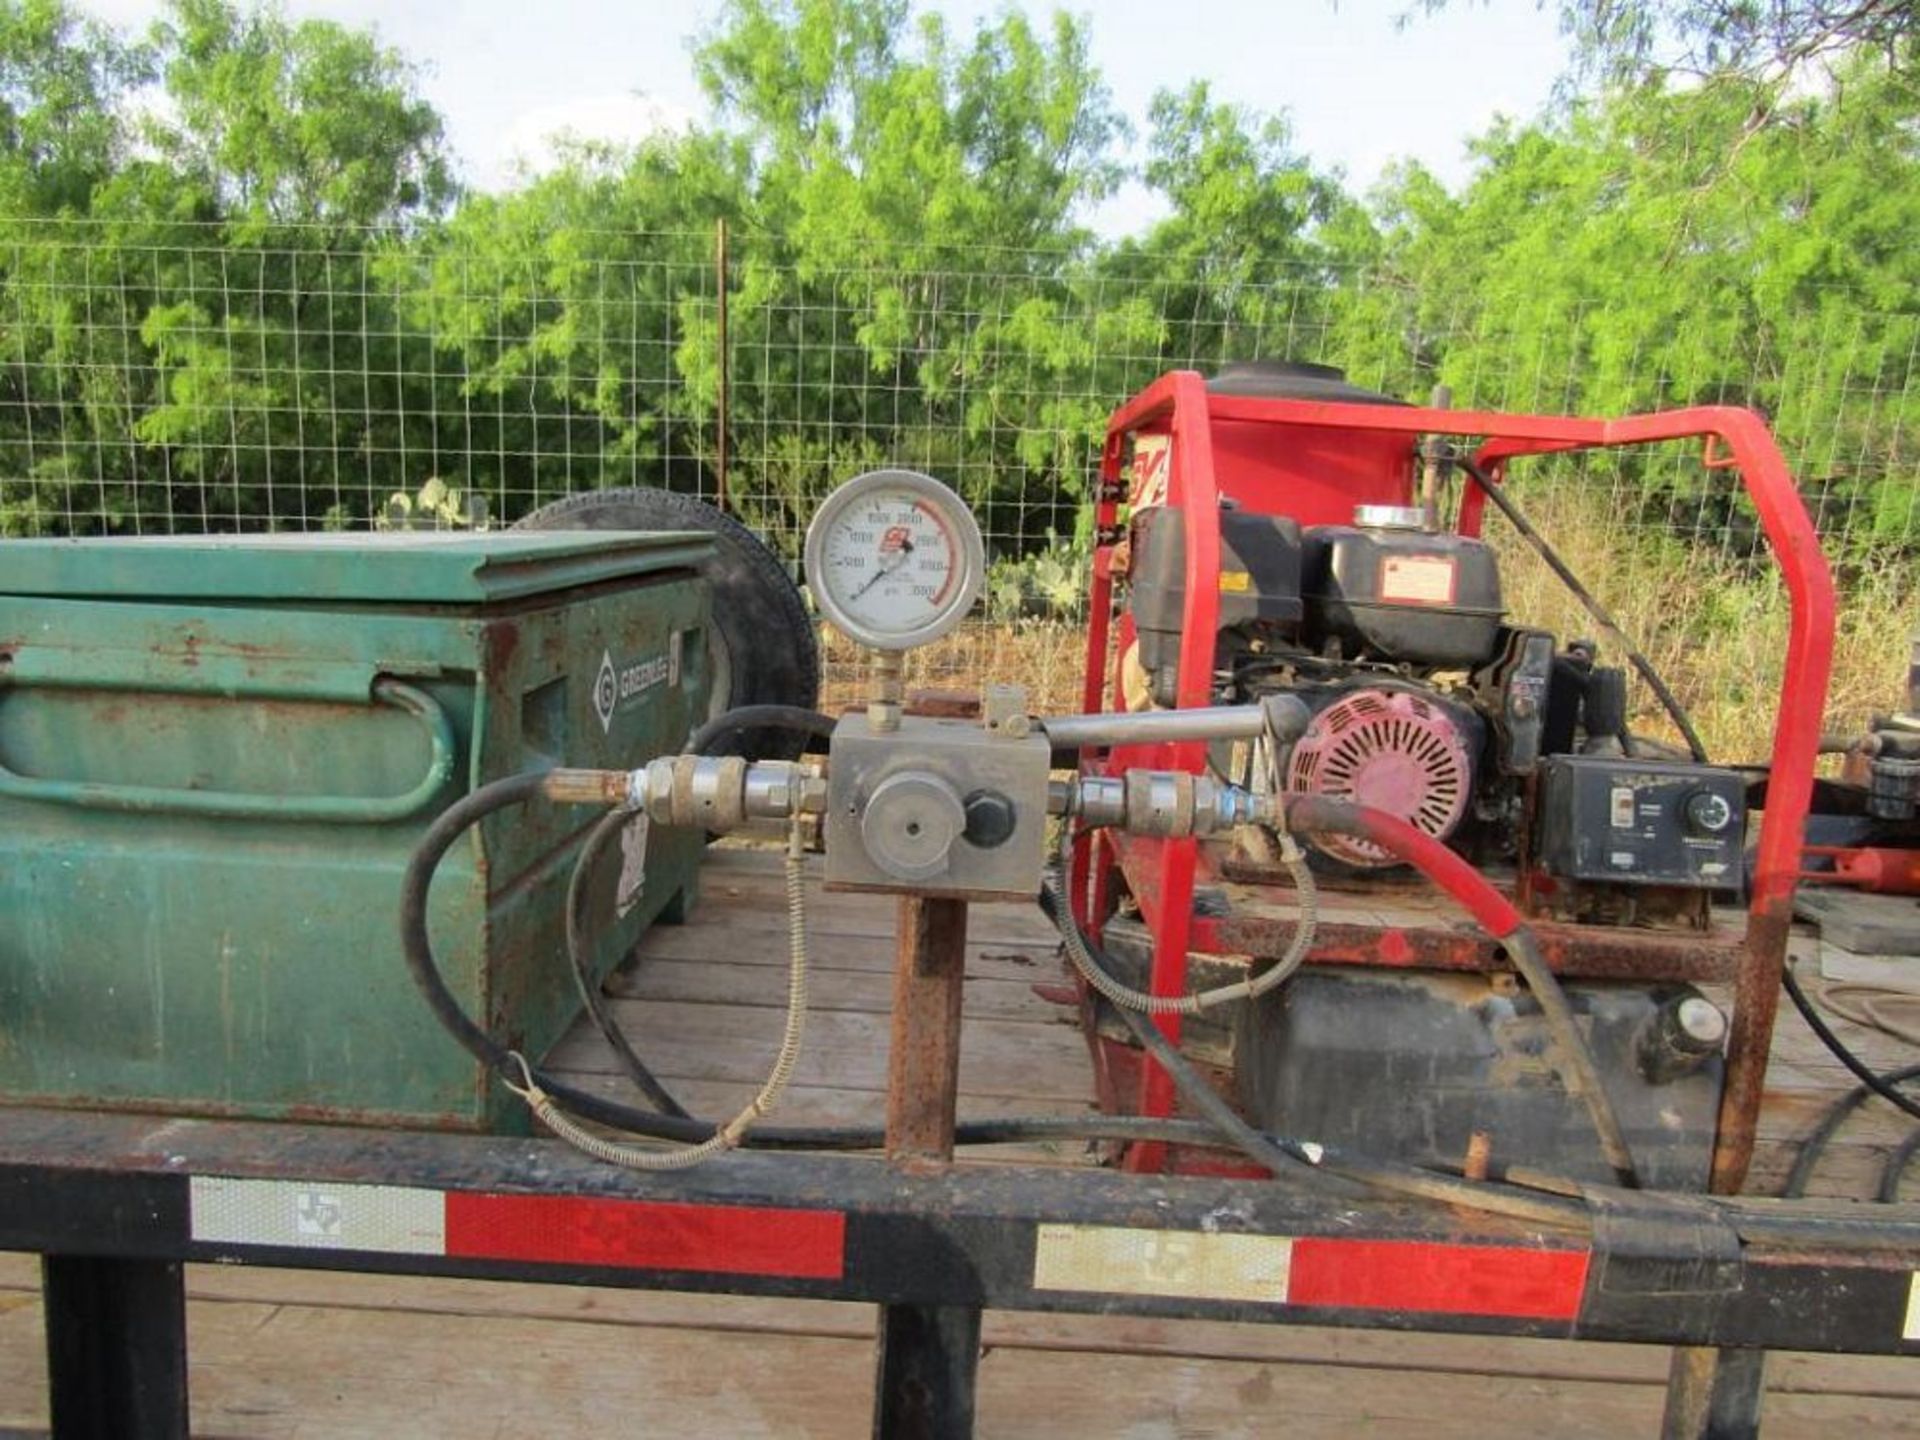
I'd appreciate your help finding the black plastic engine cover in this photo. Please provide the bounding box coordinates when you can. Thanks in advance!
[1235,967,1722,1189]
[1303,524,1504,666]
[1130,506,1304,703]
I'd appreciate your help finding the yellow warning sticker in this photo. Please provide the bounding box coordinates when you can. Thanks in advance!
[1219,570,1252,593]
[1032,1223,1291,1303]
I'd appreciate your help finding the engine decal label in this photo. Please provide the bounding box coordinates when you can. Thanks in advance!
[190,1176,846,1279]
[1032,1226,1588,1319]
[1380,554,1458,605]
[1033,1223,1292,1303]
[1129,433,1171,508]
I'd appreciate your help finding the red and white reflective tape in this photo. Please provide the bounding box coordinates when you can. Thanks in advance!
[190,1176,846,1280]
[1033,1223,1588,1320]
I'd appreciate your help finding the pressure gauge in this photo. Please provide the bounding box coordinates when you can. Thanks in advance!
[805,469,985,650]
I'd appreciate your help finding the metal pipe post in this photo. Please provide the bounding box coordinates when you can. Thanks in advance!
[41,1254,189,1439]
[884,895,970,1167]
[874,893,981,1438]
[1661,1346,1767,1440]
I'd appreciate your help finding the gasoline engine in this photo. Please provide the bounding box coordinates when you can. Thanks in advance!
[1127,496,1748,915]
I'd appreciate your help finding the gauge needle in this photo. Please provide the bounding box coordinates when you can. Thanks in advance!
[848,544,910,601]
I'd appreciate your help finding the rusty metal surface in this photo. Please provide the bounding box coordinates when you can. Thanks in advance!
[1210,847,1744,982]
[886,896,971,1171]
[1211,910,1742,983]
[1711,906,1793,1196]
[0,547,708,1131]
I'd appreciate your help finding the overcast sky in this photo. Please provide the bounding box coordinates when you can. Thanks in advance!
[76,0,1569,235]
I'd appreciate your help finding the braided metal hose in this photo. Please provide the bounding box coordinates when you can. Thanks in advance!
[1050,825,1318,1016]
[503,815,811,1170]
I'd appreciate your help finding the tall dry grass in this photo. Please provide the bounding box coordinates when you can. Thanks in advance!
[817,492,1914,762]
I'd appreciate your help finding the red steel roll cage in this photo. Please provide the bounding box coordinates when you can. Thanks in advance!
[1070,370,1836,1196]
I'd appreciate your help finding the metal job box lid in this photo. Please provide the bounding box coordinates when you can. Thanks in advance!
[0,530,712,606]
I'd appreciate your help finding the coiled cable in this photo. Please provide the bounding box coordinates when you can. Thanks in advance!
[1050,828,1317,1016]
[505,816,812,1169]
[564,805,689,1117]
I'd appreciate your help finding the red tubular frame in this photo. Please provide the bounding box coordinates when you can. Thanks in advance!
[1075,376,1836,1195]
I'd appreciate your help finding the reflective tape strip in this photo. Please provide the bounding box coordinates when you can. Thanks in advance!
[1289,1237,1589,1321]
[188,1176,846,1281]
[443,1192,846,1279]
[1033,1224,1292,1303]
[190,1177,444,1255]
[1906,1273,1919,1341]
[1032,1224,1587,1320]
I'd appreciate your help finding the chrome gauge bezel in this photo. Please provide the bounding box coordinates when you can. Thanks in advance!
[803,468,986,651]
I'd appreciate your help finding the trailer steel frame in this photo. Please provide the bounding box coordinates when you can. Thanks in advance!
[1,1106,1915,1438]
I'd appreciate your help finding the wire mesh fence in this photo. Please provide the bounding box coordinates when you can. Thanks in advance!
[1,217,1912,749]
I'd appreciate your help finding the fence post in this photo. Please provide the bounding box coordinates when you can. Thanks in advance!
[716,216,730,514]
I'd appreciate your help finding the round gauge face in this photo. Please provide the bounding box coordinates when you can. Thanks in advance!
[805,470,985,650]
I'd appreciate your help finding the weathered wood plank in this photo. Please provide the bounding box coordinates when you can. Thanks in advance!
[618,928,1068,984]
[545,999,1095,1103]
[0,1286,1912,1439]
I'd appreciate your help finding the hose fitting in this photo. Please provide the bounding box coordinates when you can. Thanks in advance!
[635,755,825,831]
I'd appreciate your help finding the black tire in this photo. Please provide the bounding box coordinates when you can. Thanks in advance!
[513,487,820,760]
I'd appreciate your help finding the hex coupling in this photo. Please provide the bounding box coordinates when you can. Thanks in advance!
[1061,769,1273,838]
[633,756,824,831]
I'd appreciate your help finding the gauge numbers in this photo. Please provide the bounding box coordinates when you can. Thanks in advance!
[805,470,985,650]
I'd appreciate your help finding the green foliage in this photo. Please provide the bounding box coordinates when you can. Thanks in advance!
[0,0,1914,586]
[986,527,1089,620]
[375,475,489,531]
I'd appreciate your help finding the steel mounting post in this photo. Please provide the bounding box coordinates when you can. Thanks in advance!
[874,893,982,1440]
[1661,1346,1767,1440]
[41,1254,189,1440]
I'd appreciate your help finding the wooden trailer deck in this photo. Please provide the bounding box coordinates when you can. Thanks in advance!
[2,846,1917,1436]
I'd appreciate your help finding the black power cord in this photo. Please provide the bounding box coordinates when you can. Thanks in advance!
[1459,455,1708,763]
[1782,963,1920,1123]
[565,805,689,1118]
[683,703,835,757]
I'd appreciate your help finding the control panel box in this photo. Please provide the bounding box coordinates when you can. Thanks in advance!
[1535,755,1745,889]
[825,714,1052,901]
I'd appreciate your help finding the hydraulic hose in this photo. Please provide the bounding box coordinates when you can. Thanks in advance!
[505,817,812,1169]
[1281,794,1643,1189]
[683,703,835,757]
[1783,962,1920,1123]
[1050,827,1318,1016]
[565,806,689,1117]
[1780,1061,1920,1198]
[1460,456,1708,764]
[394,769,1418,1156]
[1881,1127,1920,1203]
[1040,884,1589,1228]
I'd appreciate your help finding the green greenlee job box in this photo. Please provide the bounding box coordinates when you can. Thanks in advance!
[0,531,711,1131]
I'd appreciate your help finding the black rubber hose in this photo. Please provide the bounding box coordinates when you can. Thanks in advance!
[1879,1126,1920,1203]
[684,704,834,757]
[1282,792,1642,1190]
[1460,456,1708,763]
[1780,1061,1920,1198]
[1037,883,1590,1228]
[1783,963,1920,1123]
[565,806,689,1117]
[561,701,832,1110]
[404,772,1584,1161]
